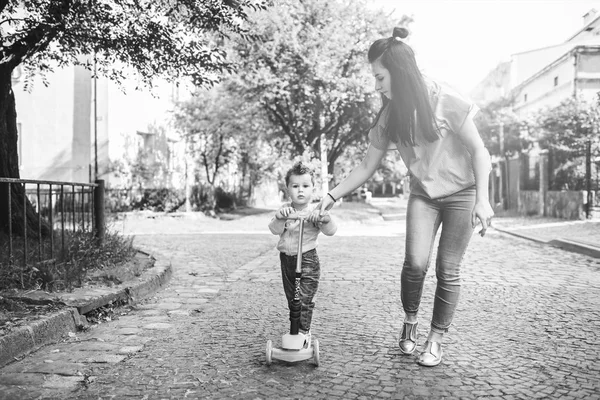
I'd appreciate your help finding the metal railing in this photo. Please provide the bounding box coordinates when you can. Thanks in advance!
[0,178,105,270]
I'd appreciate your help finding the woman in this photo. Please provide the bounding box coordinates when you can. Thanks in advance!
[320,27,494,367]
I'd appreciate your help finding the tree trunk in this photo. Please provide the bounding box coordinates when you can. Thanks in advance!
[0,67,50,238]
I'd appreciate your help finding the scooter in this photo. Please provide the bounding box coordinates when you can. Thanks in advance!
[266,216,319,366]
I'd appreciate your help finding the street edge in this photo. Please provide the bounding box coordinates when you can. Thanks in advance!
[0,259,172,368]
[493,227,600,258]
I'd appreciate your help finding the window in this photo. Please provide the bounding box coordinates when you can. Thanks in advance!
[524,93,528,102]
[554,76,558,87]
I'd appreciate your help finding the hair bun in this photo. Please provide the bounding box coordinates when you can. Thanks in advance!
[392,27,409,40]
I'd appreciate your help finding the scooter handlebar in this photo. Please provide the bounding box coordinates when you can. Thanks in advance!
[282,212,329,223]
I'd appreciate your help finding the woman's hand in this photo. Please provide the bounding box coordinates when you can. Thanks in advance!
[308,209,330,224]
[319,195,335,216]
[471,200,494,237]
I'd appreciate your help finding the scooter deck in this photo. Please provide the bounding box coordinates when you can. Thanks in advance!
[266,339,320,366]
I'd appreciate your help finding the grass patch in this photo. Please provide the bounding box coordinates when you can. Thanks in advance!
[0,229,137,292]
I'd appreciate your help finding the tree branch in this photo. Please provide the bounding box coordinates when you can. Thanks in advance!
[0,0,71,69]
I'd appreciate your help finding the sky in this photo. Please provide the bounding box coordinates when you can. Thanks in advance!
[370,0,600,95]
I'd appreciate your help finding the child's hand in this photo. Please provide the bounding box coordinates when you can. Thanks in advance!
[276,207,295,220]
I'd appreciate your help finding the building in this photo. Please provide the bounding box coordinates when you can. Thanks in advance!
[471,8,600,219]
[12,62,186,186]
[473,8,600,115]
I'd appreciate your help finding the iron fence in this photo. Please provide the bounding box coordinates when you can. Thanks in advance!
[0,178,105,271]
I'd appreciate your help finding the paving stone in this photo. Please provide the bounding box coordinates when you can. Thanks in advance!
[114,327,144,335]
[142,322,172,330]
[25,361,86,376]
[83,354,128,363]
[167,309,190,317]
[152,302,182,310]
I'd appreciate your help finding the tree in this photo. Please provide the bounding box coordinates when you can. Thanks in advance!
[231,0,397,182]
[534,95,599,215]
[0,0,266,235]
[172,82,281,211]
[475,96,533,158]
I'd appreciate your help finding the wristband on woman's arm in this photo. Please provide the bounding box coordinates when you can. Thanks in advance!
[327,192,337,203]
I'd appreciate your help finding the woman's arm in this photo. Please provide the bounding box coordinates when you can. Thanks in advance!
[321,144,386,212]
[457,118,495,236]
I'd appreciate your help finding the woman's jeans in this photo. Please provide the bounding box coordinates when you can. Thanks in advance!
[402,186,476,333]
[280,249,320,333]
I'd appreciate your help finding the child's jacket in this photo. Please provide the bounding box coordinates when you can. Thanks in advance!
[268,203,337,256]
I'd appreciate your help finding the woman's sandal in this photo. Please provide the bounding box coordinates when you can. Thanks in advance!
[417,340,443,367]
[399,321,418,355]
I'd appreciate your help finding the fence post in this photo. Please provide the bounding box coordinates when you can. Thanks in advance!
[586,139,592,219]
[94,179,105,245]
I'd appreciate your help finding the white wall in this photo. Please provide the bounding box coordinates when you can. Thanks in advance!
[513,55,575,116]
[13,62,190,187]
[13,65,91,182]
[510,44,574,90]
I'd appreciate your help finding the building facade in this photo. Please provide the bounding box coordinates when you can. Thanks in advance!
[472,8,600,112]
[471,8,600,218]
[12,62,186,186]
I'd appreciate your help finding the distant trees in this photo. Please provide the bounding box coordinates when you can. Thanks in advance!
[534,96,599,210]
[478,93,599,212]
[230,0,397,181]
[475,96,533,158]
[0,0,266,232]
[172,83,282,210]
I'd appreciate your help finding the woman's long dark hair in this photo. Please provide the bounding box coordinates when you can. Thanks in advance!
[368,27,439,146]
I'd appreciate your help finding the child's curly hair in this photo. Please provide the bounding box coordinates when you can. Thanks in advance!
[285,161,315,186]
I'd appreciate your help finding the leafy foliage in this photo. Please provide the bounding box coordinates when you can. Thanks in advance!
[230,0,397,174]
[533,95,600,191]
[534,96,599,155]
[172,82,283,209]
[0,229,136,291]
[474,96,533,157]
[1,0,268,87]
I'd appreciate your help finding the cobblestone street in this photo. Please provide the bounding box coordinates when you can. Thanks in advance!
[1,207,599,399]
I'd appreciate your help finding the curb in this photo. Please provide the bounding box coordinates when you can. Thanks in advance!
[547,238,600,259]
[0,259,172,368]
[493,227,600,258]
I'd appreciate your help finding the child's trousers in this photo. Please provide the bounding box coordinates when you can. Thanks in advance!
[279,249,320,333]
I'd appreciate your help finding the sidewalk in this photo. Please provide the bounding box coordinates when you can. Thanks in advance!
[368,196,600,259]
[2,199,594,399]
[0,198,599,399]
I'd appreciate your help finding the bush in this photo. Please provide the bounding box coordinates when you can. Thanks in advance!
[130,188,184,212]
[215,187,236,210]
[0,229,136,292]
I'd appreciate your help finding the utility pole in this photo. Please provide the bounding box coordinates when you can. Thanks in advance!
[499,120,506,209]
[586,138,592,218]
[320,132,328,197]
[93,55,98,181]
[318,91,328,198]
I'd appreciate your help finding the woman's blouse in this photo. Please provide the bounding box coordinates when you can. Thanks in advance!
[368,81,480,199]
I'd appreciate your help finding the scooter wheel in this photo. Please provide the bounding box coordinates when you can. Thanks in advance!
[313,339,319,367]
[266,340,273,366]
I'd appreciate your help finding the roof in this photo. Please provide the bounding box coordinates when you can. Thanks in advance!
[566,10,600,42]
[512,44,600,93]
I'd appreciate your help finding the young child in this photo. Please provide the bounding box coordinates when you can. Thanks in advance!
[268,161,337,347]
